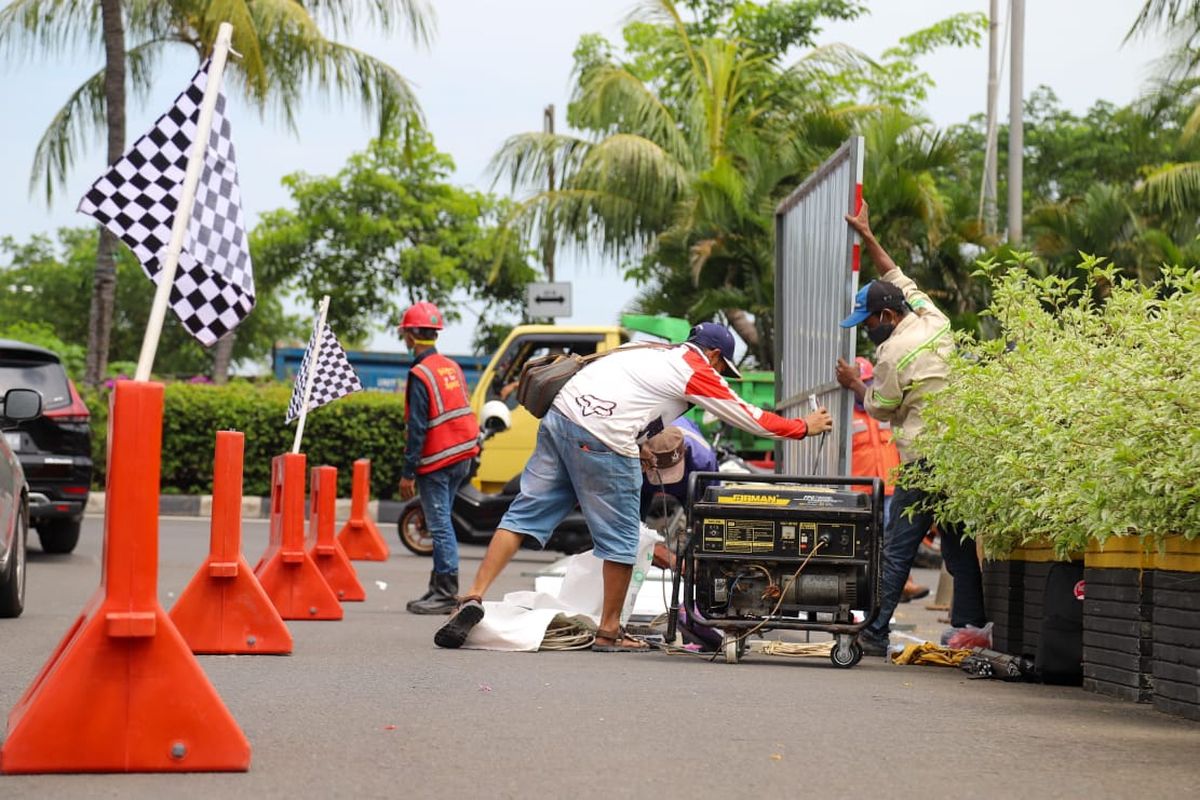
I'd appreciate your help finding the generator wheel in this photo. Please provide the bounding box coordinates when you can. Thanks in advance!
[830,641,863,669]
[723,635,743,664]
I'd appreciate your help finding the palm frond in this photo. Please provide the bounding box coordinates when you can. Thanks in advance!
[28,40,164,202]
[631,0,702,80]
[575,133,689,208]
[1127,0,1200,39]
[0,0,103,60]
[301,0,435,44]
[571,63,692,166]
[257,36,421,135]
[500,187,657,265]
[785,43,874,84]
[488,131,593,194]
[1140,160,1200,213]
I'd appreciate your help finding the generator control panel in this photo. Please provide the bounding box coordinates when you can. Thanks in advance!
[699,518,859,557]
[696,483,870,560]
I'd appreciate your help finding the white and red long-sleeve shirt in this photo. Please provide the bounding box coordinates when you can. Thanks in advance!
[552,342,808,457]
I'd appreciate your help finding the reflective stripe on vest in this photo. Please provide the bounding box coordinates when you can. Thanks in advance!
[408,354,480,474]
[429,406,474,427]
[419,437,480,468]
[412,363,445,416]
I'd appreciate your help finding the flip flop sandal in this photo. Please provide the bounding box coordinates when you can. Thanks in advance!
[434,596,484,649]
[592,626,652,653]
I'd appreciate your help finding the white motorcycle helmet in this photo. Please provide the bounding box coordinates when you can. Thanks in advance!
[479,400,512,435]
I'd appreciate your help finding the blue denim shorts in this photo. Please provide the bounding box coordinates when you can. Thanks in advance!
[498,409,642,564]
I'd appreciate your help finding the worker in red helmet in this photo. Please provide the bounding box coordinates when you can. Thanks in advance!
[398,301,481,614]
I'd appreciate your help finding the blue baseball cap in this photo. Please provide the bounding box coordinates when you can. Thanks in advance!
[840,280,907,328]
[687,322,741,378]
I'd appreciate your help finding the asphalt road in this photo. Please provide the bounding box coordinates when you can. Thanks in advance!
[1,516,1198,799]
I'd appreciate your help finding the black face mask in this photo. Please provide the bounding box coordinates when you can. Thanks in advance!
[868,323,895,345]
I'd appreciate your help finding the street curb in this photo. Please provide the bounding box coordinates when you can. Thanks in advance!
[86,492,405,524]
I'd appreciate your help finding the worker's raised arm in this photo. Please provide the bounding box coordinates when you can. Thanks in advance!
[680,347,831,439]
[845,201,898,277]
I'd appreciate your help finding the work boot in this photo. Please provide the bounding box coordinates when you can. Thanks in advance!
[408,572,438,606]
[900,577,930,603]
[855,627,890,658]
[407,573,459,615]
[434,597,485,649]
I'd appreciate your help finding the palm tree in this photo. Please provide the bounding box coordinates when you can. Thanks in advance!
[1127,1,1200,216]
[0,0,434,382]
[490,0,859,366]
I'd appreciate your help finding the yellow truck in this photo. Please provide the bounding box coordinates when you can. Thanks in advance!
[468,324,625,493]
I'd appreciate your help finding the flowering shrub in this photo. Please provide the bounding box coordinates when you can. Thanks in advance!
[903,254,1200,558]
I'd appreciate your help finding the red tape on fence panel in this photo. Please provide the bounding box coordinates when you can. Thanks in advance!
[308,466,365,602]
[1,381,250,773]
[337,459,389,561]
[170,430,293,654]
[254,453,343,621]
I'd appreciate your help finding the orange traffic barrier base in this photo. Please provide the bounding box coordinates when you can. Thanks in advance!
[1,381,249,773]
[309,466,365,601]
[255,453,343,620]
[337,458,390,561]
[170,431,293,654]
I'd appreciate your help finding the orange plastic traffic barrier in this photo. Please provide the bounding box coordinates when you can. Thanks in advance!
[1,381,250,773]
[337,458,390,561]
[254,453,343,620]
[169,431,293,654]
[308,466,365,602]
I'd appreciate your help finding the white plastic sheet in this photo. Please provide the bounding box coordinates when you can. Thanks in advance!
[461,524,660,652]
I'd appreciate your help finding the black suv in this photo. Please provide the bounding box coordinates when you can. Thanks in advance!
[0,341,93,554]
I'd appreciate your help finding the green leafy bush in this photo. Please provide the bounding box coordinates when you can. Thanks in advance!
[905,254,1200,559]
[81,383,406,499]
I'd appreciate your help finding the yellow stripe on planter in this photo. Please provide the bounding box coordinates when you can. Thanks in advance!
[1153,537,1200,573]
[1084,536,1155,570]
[1009,540,1081,562]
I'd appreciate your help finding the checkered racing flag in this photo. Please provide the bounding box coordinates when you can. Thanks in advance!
[286,322,363,423]
[77,60,254,346]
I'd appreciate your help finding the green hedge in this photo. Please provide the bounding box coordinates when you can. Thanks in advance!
[82,383,406,499]
[905,254,1200,558]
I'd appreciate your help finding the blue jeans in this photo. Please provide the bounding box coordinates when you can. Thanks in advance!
[867,478,986,637]
[499,409,642,564]
[417,457,473,575]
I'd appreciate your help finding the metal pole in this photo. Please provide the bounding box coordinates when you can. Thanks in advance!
[542,103,556,283]
[982,0,1000,237]
[1008,0,1024,245]
[292,295,331,454]
[134,22,235,382]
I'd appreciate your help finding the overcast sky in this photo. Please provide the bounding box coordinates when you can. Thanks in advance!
[0,1,1168,355]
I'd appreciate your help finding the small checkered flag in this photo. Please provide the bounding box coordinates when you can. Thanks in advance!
[286,321,363,423]
[77,59,254,346]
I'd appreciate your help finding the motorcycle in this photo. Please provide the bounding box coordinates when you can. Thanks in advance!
[396,401,593,557]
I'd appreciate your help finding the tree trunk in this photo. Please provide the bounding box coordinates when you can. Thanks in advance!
[211,331,237,384]
[724,306,772,367]
[84,0,126,386]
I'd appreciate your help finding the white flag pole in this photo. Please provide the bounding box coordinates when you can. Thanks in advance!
[292,295,331,454]
[134,22,236,382]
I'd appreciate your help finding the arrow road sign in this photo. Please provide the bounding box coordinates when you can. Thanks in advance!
[526,281,573,318]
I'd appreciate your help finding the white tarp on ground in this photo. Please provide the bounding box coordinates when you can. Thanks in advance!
[461,525,661,652]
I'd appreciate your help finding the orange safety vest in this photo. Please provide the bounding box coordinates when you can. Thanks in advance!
[406,353,480,475]
[851,406,901,495]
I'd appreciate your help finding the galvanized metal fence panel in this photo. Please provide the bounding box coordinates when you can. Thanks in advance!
[773,137,863,476]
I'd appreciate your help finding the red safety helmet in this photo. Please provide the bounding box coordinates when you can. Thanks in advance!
[855,356,874,382]
[400,301,444,331]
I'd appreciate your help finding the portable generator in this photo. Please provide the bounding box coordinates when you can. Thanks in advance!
[667,472,883,667]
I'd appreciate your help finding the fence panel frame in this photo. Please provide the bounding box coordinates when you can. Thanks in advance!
[773,136,864,476]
